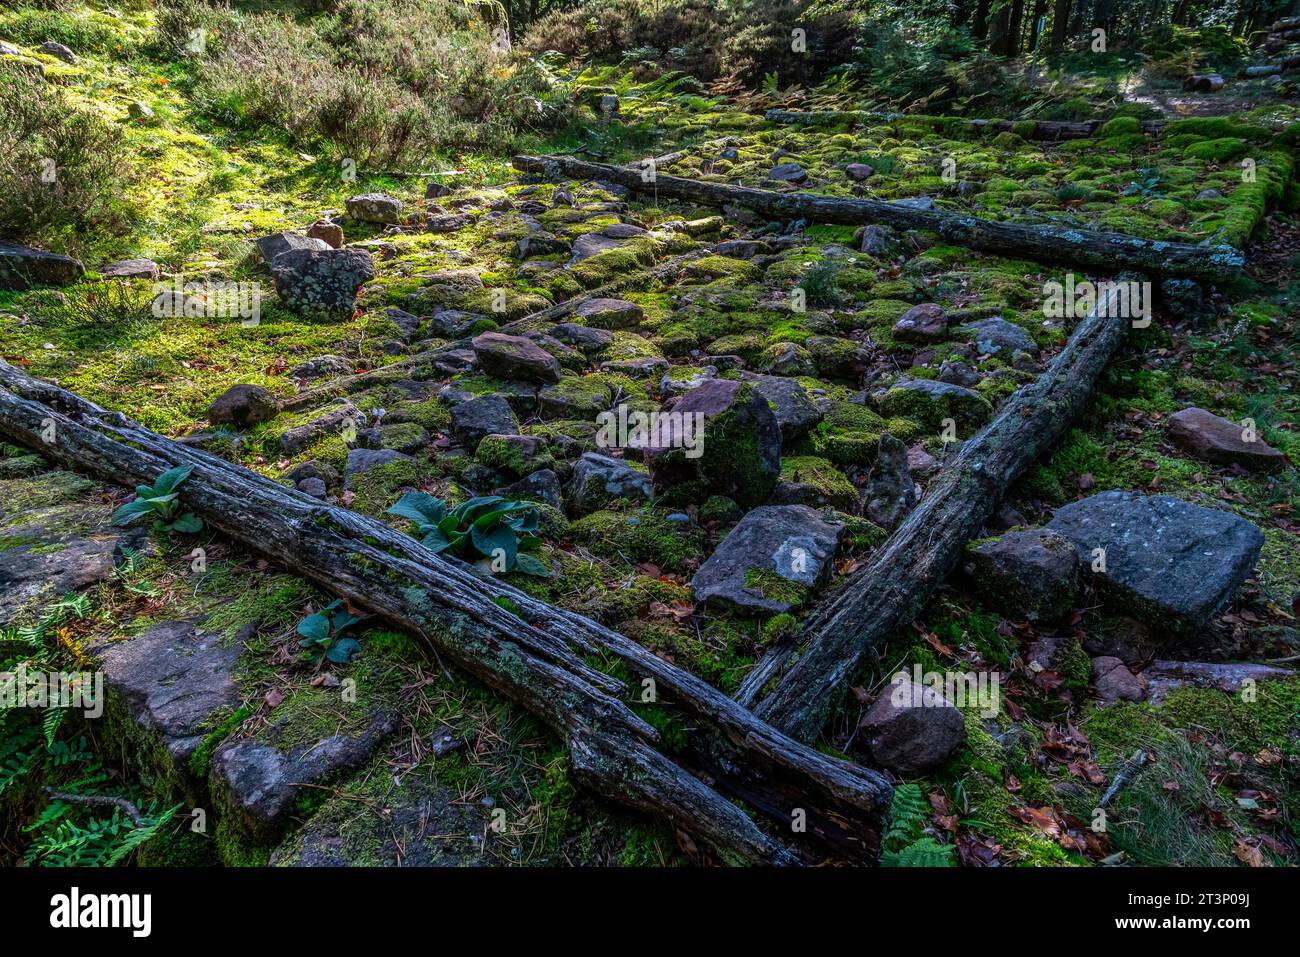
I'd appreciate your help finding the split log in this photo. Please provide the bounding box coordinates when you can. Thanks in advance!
[0,360,891,864]
[748,287,1132,742]
[281,249,707,412]
[764,109,1166,139]
[512,154,1244,282]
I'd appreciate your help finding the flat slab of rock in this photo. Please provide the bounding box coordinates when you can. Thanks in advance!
[1047,490,1264,632]
[958,317,1036,356]
[574,297,644,329]
[449,395,519,451]
[572,233,625,260]
[1166,407,1286,472]
[691,504,843,614]
[344,448,413,488]
[96,620,245,764]
[256,231,330,264]
[965,528,1078,623]
[1144,659,1294,705]
[472,332,561,384]
[100,258,160,280]
[0,242,85,289]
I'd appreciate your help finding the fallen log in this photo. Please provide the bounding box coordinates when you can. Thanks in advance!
[281,249,708,412]
[0,360,891,864]
[512,154,1244,282]
[1183,73,1226,93]
[763,109,1167,139]
[747,287,1132,742]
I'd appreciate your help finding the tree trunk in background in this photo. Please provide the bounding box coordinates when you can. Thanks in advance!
[1050,0,1074,50]
[975,0,992,38]
[1008,0,1026,52]
[989,2,1011,52]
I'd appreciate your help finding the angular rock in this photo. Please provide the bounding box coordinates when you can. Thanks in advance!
[212,709,398,841]
[345,192,403,224]
[859,224,898,257]
[277,405,359,454]
[426,308,484,338]
[965,528,1079,622]
[859,681,966,776]
[892,303,948,344]
[306,219,344,248]
[574,297,644,329]
[845,163,875,181]
[744,374,822,443]
[1091,656,1147,703]
[552,323,614,355]
[959,317,1037,356]
[516,232,570,258]
[1047,490,1265,632]
[0,242,85,289]
[449,395,519,451]
[207,383,281,427]
[427,213,474,233]
[497,468,563,511]
[566,452,653,516]
[472,332,561,384]
[270,247,375,317]
[645,379,782,510]
[1166,407,1286,472]
[255,231,330,264]
[863,433,917,529]
[691,504,844,614]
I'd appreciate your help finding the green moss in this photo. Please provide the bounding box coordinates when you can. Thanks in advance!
[778,455,858,511]
[187,705,254,779]
[742,568,809,608]
[568,510,705,573]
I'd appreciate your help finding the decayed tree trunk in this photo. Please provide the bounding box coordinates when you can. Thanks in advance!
[0,361,890,865]
[512,154,1244,282]
[747,288,1132,742]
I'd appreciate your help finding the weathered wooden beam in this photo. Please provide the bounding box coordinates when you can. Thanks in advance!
[0,360,891,864]
[747,287,1132,742]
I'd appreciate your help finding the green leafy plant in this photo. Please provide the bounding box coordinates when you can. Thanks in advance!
[296,599,370,665]
[110,465,203,534]
[387,492,551,576]
[1122,168,1162,197]
[880,783,955,867]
